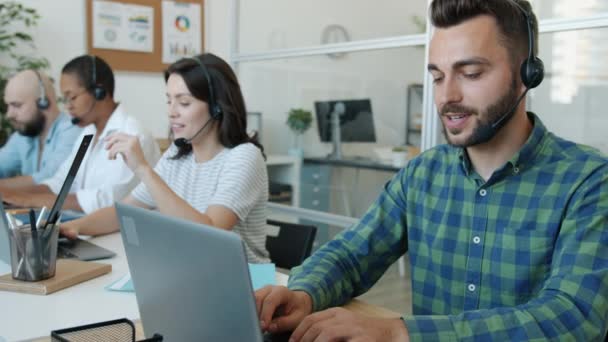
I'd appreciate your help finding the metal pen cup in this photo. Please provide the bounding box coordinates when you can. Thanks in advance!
[8,222,60,281]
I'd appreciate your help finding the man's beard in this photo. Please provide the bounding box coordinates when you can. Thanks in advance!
[440,77,519,148]
[16,110,46,137]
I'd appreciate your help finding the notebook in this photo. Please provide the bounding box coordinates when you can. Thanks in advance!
[115,203,290,341]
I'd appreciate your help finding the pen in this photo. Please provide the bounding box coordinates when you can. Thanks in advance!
[36,207,47,229]
[5,213,18,230]
[29,209,37,232]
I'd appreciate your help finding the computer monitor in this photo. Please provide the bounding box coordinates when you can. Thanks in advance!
[314,99,376,143]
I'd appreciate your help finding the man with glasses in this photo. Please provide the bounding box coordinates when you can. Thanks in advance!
[0,69,81,187]
[0,55,160,213]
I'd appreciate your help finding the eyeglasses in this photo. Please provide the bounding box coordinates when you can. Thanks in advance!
[59,90,88,105]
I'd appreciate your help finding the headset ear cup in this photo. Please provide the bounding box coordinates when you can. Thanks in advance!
[212,105,223,120]
[520,57,545,89]
[93,86,107,100]
[37,96,50,110]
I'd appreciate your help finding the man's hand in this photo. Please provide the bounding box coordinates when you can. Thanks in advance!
[255,285,313,333]
[290,307,409,342]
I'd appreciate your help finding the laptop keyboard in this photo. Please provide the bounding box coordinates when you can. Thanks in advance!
[263,331,291,342]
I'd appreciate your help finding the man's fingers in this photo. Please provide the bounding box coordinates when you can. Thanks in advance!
[290,309,337,342]
[259,286,291,329]
[314,323,362,342]
[268,310,303,333]
[255,286,273,319]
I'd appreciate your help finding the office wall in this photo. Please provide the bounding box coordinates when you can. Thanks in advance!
[14,0,233,139]
[17,0,430,156]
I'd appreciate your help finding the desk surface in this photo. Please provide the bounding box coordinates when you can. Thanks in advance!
[0,234,137,341]
[304,157,401,172]
[0,233,288,341]
[1,233,399,341]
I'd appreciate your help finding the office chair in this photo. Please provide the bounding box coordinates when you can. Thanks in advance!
[265,219,317,269]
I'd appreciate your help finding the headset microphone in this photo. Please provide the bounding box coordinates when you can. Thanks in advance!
[490,88,529,129]
[173,116,215,148]
[70,98,96,125]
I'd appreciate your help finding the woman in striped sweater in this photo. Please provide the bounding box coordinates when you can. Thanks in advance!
[60,53,270,263]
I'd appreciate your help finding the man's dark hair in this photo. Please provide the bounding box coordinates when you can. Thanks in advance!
[430,0,538,69]
[61,55,115,98]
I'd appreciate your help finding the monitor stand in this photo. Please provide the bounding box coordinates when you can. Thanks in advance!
[327,104,343,160]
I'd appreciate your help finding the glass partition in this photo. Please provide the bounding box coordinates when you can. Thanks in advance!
[531,28,608,153]
[238,0,428,54]
[530,0,608,20]
[239,46,426,157]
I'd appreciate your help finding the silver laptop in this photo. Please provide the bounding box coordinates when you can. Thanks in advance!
[115,203,290,341]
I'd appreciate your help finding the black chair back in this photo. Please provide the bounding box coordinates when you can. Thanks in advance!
[265,219,317,269]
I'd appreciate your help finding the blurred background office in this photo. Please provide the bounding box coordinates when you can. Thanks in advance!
[2,0,608,314]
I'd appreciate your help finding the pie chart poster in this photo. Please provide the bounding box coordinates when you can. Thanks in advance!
[162,0,202,64]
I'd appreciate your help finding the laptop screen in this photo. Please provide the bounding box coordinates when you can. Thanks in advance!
[44,134,93,228]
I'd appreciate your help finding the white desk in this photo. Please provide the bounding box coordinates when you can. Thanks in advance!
[0,234,288,342]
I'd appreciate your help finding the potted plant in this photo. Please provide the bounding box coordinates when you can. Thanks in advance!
[286,108,312,157]
[0,1,49,146]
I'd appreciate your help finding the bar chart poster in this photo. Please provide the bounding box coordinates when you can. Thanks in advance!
[92,0,154,53]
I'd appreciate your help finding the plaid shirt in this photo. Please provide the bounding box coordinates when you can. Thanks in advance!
[288,113,608,341]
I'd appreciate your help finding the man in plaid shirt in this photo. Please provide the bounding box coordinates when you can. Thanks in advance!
[256,0,608,340]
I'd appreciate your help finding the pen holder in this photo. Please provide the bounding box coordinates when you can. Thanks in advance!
[8,223,59,281]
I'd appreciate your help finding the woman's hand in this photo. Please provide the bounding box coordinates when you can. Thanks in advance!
[104,133,150,177]
[59,221,80,240]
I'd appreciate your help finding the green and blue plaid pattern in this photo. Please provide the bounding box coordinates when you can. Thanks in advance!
[288,113,608,341]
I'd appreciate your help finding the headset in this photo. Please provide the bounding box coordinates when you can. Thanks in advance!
[189,56,223,120]
[89,55,107,100]
[488,0,545,131]
[509,0,544,89]
[173,56,223,148]
[33,70,50,110]
[71,55,108,125]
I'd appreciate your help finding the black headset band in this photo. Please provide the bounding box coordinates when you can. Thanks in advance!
[88,55,107,100]
[90,55,97,89]
[507,0,544,89]
[33,70,47,102]
[508,0,535,61]
[188,56,220,118]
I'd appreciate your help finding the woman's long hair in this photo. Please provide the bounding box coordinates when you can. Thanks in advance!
[164,53,265,159]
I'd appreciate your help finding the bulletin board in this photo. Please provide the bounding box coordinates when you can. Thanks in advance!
[86,0,205,72]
